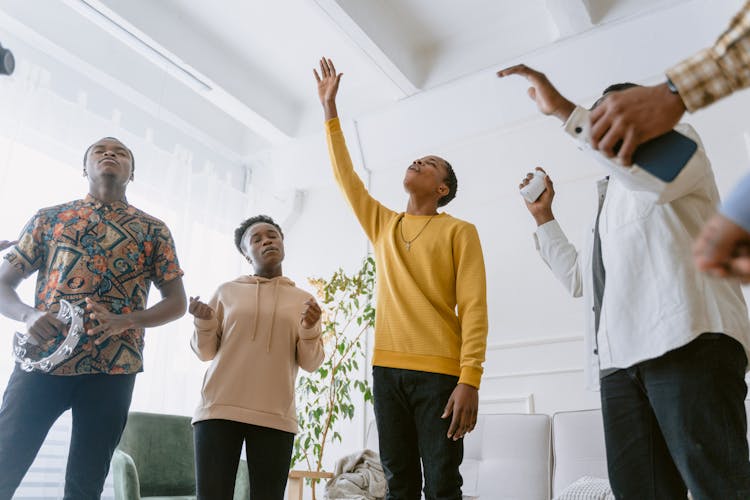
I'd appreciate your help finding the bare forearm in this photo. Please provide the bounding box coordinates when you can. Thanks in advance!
[0,284,36,322]
[191,328,219,361]
[533,211,555,226]
[323,100,338,121]
[129,295,186,329]
[129,279,186,329]
[553,100,576,123]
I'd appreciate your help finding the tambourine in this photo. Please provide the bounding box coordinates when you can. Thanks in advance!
[13,300,85,372]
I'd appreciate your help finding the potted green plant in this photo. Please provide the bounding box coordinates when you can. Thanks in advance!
[290,256,376,500]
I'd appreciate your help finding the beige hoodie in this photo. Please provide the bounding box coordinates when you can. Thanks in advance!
[191,275,324,433]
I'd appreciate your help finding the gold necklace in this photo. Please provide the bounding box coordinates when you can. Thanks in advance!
[398,214,436,251]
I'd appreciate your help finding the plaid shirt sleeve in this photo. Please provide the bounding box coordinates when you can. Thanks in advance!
[666,1,750,112]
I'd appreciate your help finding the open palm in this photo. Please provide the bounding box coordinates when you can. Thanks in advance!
[497,64,574,121]
[314,57,342,105]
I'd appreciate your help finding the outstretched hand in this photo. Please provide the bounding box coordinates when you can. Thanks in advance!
[189,296,215,321]
[497,64,575,122]
[314,57,342,121]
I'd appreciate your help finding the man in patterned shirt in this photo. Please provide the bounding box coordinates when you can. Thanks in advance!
[0,137,187,500]
[584,2,750,282]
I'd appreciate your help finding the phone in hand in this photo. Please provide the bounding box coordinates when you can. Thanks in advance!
[619,130,698,182]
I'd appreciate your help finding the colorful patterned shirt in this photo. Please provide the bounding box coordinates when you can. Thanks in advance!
[666,1,750,112]
[4,195,183,375]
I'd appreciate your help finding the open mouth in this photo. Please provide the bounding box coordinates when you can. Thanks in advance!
[408,165,420,172]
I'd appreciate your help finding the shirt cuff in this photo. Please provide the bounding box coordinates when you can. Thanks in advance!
[720,173,750,232]
[459,366,483,389]
[194,317,218,331]
[535,219,565,243]
[666,48,733,112]
[325,117,341,134]
[562,105,590,140]
[298,324,321,340]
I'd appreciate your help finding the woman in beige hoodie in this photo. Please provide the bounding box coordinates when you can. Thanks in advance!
[189,215,325,500]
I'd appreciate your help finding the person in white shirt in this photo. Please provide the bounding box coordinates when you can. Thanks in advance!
[499,64,750,499]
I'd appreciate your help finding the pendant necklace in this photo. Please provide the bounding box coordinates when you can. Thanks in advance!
[398,214,436,251]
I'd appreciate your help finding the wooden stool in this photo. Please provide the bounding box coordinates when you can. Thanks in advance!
[287,470,334,500]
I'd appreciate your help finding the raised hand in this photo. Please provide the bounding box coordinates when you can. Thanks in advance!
[519,167,556,226]
[189,296,215,321]
[85,298,136,346]
[497,64,575,122]
[313,57,342,120]
[300,298,322,329]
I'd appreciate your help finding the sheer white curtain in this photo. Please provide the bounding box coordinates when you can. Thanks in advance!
[0,45,252,498]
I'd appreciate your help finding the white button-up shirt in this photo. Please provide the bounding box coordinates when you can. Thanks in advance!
[534,106,750,389]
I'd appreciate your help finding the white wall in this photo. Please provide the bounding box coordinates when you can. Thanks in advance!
[250,0,750,464]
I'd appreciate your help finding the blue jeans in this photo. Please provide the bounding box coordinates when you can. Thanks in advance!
[373,367,463,500]
[600,333,750,500]
[0,366,136,500]
[194,419,294,500]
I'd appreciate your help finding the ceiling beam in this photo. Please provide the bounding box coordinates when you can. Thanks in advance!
[65,0,292,144]
[544,0,595,39]
[311,0,420,97]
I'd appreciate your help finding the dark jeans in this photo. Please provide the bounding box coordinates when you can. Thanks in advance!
[373,366,463,500]
[600,333,750,500]
[0,366,136,500]
[194,419,295,500]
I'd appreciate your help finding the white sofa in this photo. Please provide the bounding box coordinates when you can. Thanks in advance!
[365,400,750,500]
[458,411,608,499]
[366,412,571,499]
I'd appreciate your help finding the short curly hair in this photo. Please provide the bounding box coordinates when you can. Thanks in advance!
[234,215,284,255]
[591,82,639,110]
[437,159,458,207]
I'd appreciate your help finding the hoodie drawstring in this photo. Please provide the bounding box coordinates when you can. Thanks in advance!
[251,283,260,341]
[267,279,280,353]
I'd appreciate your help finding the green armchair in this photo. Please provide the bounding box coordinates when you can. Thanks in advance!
[112,412,249,500]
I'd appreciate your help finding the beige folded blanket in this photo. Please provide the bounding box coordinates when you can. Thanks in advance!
[325,449,387,500]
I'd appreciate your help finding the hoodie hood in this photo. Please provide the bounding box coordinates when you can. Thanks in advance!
[232,275,296,286]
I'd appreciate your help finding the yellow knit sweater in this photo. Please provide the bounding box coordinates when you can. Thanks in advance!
[325,118,488,388]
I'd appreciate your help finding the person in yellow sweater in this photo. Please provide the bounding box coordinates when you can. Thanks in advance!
[189,215,325,500]
[314,58,489,500]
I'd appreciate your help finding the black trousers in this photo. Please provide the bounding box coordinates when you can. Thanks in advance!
[194,419,295,500]
[600,333,750,500]
[373,367,464,500]
[0,366,136,500]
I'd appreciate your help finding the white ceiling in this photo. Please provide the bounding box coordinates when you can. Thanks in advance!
[1,0,689,156]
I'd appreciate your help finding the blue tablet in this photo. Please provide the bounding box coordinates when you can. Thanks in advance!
[631,130,698,182]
